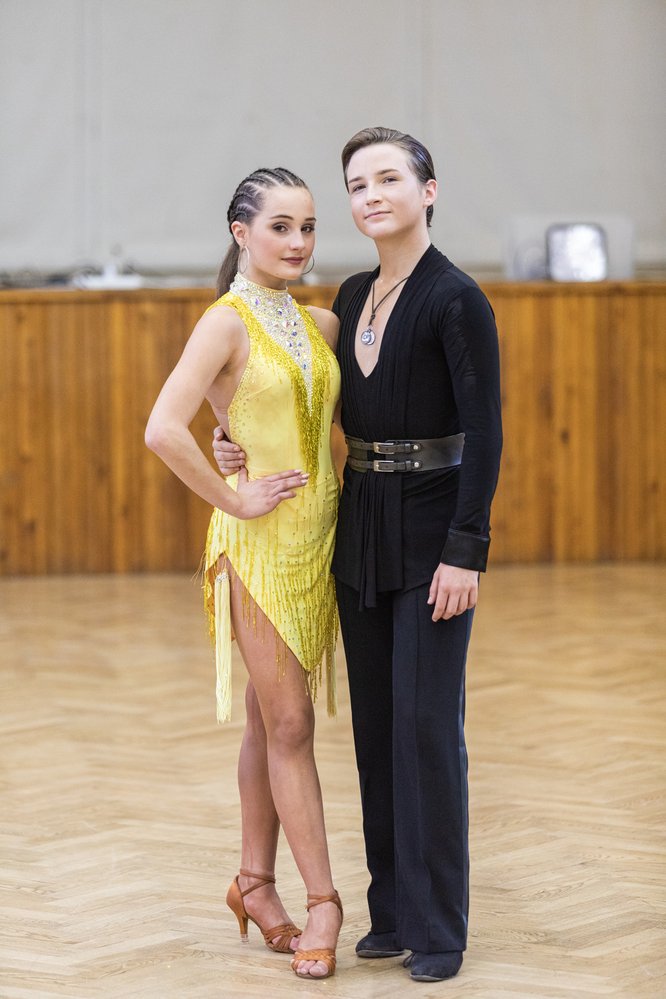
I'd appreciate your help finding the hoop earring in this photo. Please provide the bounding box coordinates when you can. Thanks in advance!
[238,246,249,274]
[303,255,315,275]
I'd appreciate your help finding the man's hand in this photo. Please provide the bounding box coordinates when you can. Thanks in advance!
[427,564,479,622]
[212,425,246,476]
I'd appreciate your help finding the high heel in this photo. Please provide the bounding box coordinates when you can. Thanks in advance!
[290,890,343,980]
[226,868,302,954]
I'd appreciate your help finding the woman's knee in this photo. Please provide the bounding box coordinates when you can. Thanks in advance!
[266,703,314,753]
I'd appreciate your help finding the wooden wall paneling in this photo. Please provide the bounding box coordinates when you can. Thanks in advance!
[638,289,666,557]
[532,292,560,558]
[108,297,133,572]
[624,290,650,560]
[611,291,641,559]
[1,305,24,573]
[593,289,616,558]
[134,295,217,573]
[16,304,50,573]
[1,285,664,575]
[110,297,143,571]
[1,304,20,573]
[551,291,607,560]
[611,289,666,559]
[134,297,185,572]
[0,303,13,571]
[79,301,114,573]
[134,297,191,571]
[10,303,32,571]
[651,291,666,556]
[136,297,180,572]
[39,301,92,573]
[593,291,615,560]
[48,301,79,572]
[490,291,553,562]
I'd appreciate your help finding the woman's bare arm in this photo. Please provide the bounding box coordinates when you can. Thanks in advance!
[146,306,307,519]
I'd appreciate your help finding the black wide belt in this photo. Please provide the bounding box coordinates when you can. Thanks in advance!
[345,433,465,473]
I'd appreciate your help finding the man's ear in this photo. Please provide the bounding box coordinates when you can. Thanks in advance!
[424,178,438,208]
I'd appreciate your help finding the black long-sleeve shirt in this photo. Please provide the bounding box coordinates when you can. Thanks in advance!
[331,245,502,608]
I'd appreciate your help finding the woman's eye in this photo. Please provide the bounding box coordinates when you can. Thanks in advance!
[273,224,288,232]
[383,176,397,183]
[302,225,315,233]
[351,185,365,194]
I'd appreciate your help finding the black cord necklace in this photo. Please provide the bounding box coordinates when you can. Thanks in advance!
[360,275,409,346]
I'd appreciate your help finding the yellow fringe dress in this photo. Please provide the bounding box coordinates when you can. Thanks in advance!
[203,276,340,722]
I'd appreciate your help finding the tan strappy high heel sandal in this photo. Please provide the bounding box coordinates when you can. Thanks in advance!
[226,868,302,954]
[290,890,343,980]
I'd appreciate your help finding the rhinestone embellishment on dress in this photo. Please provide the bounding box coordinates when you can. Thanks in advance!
[230,274,312,399]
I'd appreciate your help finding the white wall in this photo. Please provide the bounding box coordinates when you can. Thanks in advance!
[1,0,664,275]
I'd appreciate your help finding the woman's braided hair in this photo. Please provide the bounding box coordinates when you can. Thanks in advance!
[216,168,309,297]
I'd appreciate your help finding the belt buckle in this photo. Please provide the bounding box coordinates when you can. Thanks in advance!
[373,441,396,455]
[373,440,420,455]
[372,458,396,472]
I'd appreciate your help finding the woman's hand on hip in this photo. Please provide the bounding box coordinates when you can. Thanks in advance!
[427,564,479,622]
[213,426,246,475]
[234,467,309,520]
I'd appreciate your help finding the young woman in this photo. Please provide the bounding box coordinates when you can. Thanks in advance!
[215,130,503,984]
[145,168,343,981]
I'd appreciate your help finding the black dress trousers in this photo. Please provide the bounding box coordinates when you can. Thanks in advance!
[336,577,474,954]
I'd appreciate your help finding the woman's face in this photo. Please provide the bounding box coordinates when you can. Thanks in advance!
[345,143,436,241]
[233,186,316,288]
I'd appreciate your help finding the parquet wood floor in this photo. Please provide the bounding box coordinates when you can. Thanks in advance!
[0,566,664,998]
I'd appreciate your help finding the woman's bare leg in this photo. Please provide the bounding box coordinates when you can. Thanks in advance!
[229,569,342,977]
[236,679,299,949]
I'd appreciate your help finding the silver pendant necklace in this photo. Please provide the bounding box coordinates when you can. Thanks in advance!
[360,275,410,346]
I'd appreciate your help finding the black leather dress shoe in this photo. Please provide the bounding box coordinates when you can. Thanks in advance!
[404,950,463,981]
[355,931,405,958]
